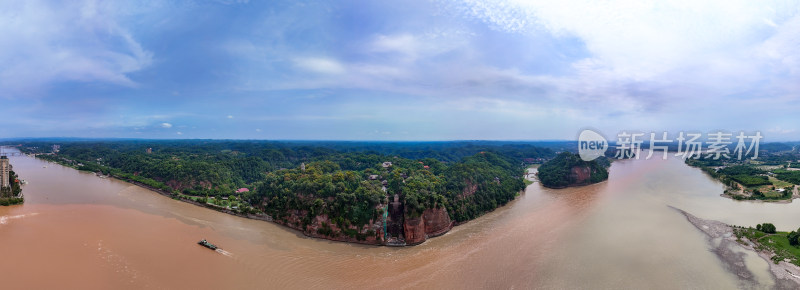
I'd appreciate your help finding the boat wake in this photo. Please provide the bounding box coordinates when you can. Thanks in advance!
[216,249,233,257]
[0,213,39,225]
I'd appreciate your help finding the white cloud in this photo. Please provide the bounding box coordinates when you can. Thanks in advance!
[438,0,800,119]
[454,1,800,80]
[293,57,346,74]
[227,115,234,119]
[368,32,468,63]
[193,1,800,139]
[372,34,417,53]
[161,123,172,128]
[176,131,183,135]
[0,0,153,96]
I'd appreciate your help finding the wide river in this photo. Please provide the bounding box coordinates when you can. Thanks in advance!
[2,149,799,289]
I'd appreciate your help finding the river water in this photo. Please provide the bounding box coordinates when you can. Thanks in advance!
[1,149,798,289]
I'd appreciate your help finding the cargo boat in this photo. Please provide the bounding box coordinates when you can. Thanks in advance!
[197,239,219,250]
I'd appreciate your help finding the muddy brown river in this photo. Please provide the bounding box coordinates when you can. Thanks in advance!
[1,149,798,289]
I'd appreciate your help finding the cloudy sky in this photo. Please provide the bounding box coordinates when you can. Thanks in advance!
[2,0,800,141]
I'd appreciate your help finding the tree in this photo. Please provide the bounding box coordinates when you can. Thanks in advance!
[788,230,800,246]
[537,152,609,188]
[759,223,776,234]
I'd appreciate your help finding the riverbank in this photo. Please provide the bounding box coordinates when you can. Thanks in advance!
[112,175,397,246]
[672,206,800,289]
[687,161,800,203]
[30,156,379,245]
[30,155,531,247]
[720,192,799,204]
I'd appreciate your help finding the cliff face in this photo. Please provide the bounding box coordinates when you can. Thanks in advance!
[570,166,592,185]
[263,197,455,246]
[403,207,453,245]
[403,216,426,245]
[423,207,452,237]
[275,210,385,245]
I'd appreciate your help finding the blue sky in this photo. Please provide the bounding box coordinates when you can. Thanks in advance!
[2,0,800,141]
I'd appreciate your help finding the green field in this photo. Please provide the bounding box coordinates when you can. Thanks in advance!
[770,176,794,188]
[763,234,800,264]
[735,227,800,266]
[731,174,771,187]
[761,190,786,198]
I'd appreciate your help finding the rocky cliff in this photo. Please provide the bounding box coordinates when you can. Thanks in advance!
[403,215,426,245]
[570,165,592,184]
[423,207,452,237]
[403,207,453,245]
[275,210,385,245]
[266,198,454,246]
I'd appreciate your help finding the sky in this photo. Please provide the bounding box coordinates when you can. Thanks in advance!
[1,0,800,141]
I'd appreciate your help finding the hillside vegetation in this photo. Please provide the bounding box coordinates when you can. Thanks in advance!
[537,152,609,188]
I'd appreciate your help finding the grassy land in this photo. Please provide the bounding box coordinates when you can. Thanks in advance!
[762,234,800,265]
[762,191,786,198]
[748,177,794,199]
[770,176,794,188]
[735,227,800,266]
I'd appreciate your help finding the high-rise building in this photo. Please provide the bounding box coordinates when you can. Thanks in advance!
[0,156,9,188]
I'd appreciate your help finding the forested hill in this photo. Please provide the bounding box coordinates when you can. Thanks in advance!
[10,140,553,244]
[537,152,610,188]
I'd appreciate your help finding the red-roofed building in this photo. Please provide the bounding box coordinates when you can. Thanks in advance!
[236,188,250,193]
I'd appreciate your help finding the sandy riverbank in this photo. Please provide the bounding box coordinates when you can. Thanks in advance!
[672,206,800,289]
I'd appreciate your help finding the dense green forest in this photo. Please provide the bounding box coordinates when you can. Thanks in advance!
[537,152,609,188]
[717,165,772,187]
[11,140,553,227]
[774,169,800,185]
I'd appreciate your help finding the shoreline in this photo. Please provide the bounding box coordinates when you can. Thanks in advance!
[32,155,528,247]
[114,176,393,247]
[539,178,608,189]
[690,163,800,204]
[719,193,799,204]
[671,206,800,289]
[33,156,386,246]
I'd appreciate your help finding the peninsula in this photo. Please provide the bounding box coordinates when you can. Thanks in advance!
[13,140,557,246]
[686,152,800,202]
